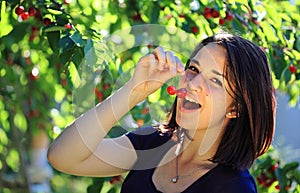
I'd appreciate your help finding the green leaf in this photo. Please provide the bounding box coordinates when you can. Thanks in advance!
[87,178,105,193]
[59,36,74,52]
[70,31,86,47]
[107,126,128,138]
[150,2,160,23]
[282,162,299,174]
[55,14,70,26]
[235,0,248,6]
[72,47,84,67]
[281,67,291,84]
[107,187,118,193]
[14,112,27,133]
[43,25,66,33]
[69,62,81,88]
[59,36,76,65]
[84,39,97,67]
[265,4,281,29]
[47,7,64,15]
[260,21,278,42]
[60,46,74,65]
[294,170,300,184]
[46,31,60,54]
[1,22,29,43]
[232,19,245,34]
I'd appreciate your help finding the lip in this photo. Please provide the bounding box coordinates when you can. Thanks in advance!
[179,96,201,113]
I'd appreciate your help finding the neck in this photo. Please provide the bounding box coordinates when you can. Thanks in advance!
[178,127,223,165]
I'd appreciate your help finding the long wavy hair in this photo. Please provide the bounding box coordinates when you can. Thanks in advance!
[164,33,276,170]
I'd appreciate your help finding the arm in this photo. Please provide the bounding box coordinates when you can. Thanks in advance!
[47,47,184,177]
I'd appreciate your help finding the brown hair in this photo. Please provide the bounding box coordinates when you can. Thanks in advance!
[165,33,276,170]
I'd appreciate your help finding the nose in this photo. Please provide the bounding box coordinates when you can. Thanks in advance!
[187,73,205,93]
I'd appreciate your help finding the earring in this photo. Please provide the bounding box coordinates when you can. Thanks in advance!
[227,112,232,116]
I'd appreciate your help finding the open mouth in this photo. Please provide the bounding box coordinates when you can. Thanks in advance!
[182,96,201,110]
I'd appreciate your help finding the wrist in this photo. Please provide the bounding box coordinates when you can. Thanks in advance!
[124,79,148,107]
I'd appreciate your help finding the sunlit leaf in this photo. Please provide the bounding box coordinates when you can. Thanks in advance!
[260,21,278,42]
[43,25,66,33]
[13,112,27,133]
[6,149,19,172]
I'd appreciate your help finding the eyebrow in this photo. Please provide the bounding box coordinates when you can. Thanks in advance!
[190,58,224,77]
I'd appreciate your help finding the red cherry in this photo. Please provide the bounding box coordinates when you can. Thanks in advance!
[204,12,212,19]
[225,12,234,21]
[275,184,280,190]
[191,26,199,34]
[102,83,111,90]
[268,163,279,173]
[289,65,297,74]
[29,34,37,41]
[204,7,211,14]
[61,79,67,87]
[142,108,149,114]
[31,26,39,32]
[64,0,72,4]
[211,9,220,18]
[94,88,103,102]
[34,9,42,21]
[15,6,24,15]
[219,18,225,25]
[132,13,142,21]
[252,19,260,25]
[65,23,72,29]
[179,14,185,18]
[43,18,51,26]
[21,12,29,21]
[28,7,36,16]
[147,44,153,49]
[167,85,176,95]
[56,63,62,69]
[29,72,39,80]
[176,88,187,98]
[109,175,122,184]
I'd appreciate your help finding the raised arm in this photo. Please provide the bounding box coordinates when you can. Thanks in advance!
[47,47,184,177]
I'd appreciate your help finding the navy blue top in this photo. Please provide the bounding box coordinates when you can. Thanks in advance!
[121,126,257,193]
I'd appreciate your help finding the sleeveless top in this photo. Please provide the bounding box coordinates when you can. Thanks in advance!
[121,126,257,193]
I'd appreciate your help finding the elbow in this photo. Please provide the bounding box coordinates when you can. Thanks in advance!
[47,144,68,173]
[47,145,60,171]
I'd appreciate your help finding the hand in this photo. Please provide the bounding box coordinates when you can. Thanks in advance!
[130,46,185,97]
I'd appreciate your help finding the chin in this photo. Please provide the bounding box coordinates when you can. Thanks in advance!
[176,116,199,131]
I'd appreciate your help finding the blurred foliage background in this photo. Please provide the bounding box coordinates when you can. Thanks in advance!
[0,0,300,192]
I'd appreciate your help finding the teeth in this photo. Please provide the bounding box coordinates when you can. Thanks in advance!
[185,96,198,104]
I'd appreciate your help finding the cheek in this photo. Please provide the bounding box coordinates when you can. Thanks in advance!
[178,73,187,87]
[207,91,227,116]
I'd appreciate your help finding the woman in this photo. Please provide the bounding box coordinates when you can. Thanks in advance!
[47,33,276,193]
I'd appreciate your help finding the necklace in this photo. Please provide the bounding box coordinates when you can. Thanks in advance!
[171,127,196,183]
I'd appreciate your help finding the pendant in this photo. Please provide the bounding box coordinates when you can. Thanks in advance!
[171,176,178,183]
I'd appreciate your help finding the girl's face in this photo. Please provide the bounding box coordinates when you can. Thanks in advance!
[176,43,235,132]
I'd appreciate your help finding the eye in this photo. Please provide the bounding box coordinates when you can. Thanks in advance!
[211,78,223,86]
[188,65,199,73]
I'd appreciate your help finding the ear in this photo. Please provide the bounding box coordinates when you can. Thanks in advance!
[225,110,239,119]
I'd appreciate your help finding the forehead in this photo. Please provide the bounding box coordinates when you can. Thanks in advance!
[192,43,227,71]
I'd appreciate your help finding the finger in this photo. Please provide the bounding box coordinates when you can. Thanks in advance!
[147,54,157,74]
[175,56,185,75]
[152,46,166,71]
[138,54,155,68]
[165,51,177,74]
